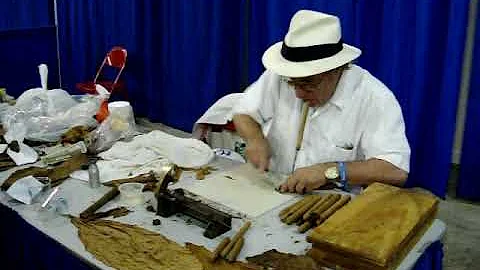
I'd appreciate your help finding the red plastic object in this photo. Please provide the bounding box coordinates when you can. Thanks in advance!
[94,99,110,123]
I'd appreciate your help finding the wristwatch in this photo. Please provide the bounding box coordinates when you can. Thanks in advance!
[324,162,349,191]
[324,166,339,180]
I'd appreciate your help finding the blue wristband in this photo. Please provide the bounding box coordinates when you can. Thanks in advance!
[337,162,349,191]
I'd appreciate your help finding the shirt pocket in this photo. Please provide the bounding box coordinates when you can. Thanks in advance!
[327,138,358,162]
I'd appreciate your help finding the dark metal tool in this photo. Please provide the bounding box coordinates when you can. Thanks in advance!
[155,171,232,239]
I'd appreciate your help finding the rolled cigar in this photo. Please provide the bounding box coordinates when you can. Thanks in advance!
[306,193,341,220]
[285,196,322,225]
[316,195,351,225]
[220,221,251,258]
[80,187,120,219]
[103,173,156,187]
[280,195,315,221]
[210,237,231,262]
[226,237,245,262]
[298,195,347,233]
[302,196,336,222]
[279,195,316,217]
[302,194,333,220]
[298,220,315,233]
[298,196,335,232]
[296,216,306,226]
[296,103,309,151]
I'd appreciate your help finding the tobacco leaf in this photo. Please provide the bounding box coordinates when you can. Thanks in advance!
[103,173,157,187]
[72,218,202,270]
[246,249,323,270]
[80,207,131,222]
[185,243,260,270]
[61,125,92,145]
[48,153,89,184]
[0,153,12,161]
[1,166,49,190]
[0,161,17,172]
[1,153,88,190]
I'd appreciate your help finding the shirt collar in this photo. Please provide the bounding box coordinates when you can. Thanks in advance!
[327,66,360,110]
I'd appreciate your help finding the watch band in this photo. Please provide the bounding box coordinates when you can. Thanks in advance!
[337,162,349,191]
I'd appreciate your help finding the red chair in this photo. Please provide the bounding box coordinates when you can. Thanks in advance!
[76,46,128,99]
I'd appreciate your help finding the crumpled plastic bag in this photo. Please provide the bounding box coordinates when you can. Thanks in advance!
[1,64,102,142]
[1,111,38,165]
[86,101,137,153]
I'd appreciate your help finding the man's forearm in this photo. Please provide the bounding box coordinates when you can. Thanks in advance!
[232,114,264,143]
[343,159,407,186]
[312,159,407,187]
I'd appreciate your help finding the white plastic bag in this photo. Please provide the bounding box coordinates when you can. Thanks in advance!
[1,111,38,165]
[2,64,101,142]
[87,101,137,152]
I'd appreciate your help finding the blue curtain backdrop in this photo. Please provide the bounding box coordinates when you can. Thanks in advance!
[56,0,469,197]
[0,0,53,31]
[57,0,245,132]
[0,0,58,97]
[247,0,469,198]
[458,2,480,201]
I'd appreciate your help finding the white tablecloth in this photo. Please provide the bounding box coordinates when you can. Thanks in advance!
[0,157,446,270]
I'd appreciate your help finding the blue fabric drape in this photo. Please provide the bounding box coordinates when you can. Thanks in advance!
[247,0,469,198]
[57,0,469,197]
[0,0,53,31]
[0,205,93,270]
[0,27,59,97]
[0,0,58,98]
[458,2,480,201]
[413,241,444,270]
[57,0,245,132]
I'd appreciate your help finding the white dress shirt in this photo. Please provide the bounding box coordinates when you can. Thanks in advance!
[232,65,410,175]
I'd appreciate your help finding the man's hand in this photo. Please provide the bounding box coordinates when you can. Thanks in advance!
[245,137,271,172]
[280,164,327,194]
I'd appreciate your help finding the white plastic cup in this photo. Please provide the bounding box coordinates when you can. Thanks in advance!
[108,101,134,123]
[119,183,144,206]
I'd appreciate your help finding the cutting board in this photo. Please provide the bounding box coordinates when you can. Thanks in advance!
[182,163,294,218]
[307,182,438,269]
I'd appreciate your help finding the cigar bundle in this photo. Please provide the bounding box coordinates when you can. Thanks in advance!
[210,221,251,263]
[279,194,351,233]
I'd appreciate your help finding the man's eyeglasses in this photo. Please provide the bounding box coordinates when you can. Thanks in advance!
[282,76,324,91]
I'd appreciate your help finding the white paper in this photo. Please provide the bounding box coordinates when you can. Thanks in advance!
[0,144,7,153]
[183,163,294,218]
[70,158,170,183]
[7,142,39,165]
[6,176,45,204]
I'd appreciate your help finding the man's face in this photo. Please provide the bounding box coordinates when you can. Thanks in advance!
[287,68,343,107]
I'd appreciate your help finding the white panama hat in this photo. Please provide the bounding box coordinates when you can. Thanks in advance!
[262,10,361,78]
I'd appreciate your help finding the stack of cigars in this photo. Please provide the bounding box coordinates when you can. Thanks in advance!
[211,221,251,263]
[279,193,351,233]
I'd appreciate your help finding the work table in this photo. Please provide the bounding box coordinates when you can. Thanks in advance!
[0,156,445,270]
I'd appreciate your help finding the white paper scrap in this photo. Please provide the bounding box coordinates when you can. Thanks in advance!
[6,176,45,205]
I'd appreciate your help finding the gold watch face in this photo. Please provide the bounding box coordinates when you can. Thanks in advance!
[325,166,339,180]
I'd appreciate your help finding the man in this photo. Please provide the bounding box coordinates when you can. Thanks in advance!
[232,10,410,194]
